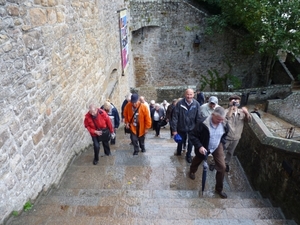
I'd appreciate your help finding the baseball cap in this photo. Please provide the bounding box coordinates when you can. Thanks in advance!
[131,93,139,103]
[229,95,241,101]
[209,96,218,104]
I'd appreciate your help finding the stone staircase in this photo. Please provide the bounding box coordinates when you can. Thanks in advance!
[6,127,297,225]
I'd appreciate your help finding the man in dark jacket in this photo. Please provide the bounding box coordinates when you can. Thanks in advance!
[196,90,205,106]
[166,99,177,138]
[188,107,228,198]
[171,89,201,163]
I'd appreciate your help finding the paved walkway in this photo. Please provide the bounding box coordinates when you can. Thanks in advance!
[6,123,296,225]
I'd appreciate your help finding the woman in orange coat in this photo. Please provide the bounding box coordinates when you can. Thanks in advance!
[124,93,152,155]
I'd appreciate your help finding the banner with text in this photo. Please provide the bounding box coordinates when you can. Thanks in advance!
[119,10,129,74]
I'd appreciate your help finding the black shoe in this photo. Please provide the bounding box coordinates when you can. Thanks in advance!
[215,190,227,199]
[133,151,138,155]
[174,152,181,156]
[141,149,146,153]
[93,159,98,165]
[189,172,195,180]
[186,156,192,163]
[225,164,229,172]
[129,142,133,145]
[209,164,215,171]
[105,153,111,156]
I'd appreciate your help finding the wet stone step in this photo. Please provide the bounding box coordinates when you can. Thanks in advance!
[73,206,284,220]
[39,194,272,209]
[8,217,296,225]
[49,188,263,200]
[6,128,295,225]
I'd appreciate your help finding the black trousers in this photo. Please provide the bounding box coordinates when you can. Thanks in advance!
[92,136,111,161]
[153,120,161,136]
[131,133,145,153]
[176,131,192,157]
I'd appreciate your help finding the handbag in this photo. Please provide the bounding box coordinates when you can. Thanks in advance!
[124,104,141,134]
[91,110,111,142]
[124,126,131,134]
[96,128,111,142]
[159,118,168,127]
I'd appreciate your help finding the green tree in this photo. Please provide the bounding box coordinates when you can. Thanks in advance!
[199,0,300,86]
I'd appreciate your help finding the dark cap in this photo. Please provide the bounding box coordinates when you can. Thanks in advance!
[131,93,139,103]
[229,95,241,101]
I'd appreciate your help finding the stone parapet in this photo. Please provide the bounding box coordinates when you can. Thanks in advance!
[235,114,300,224]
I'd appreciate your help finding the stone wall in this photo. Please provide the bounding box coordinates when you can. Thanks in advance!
[267,92,300,127]
[0,0,133,222]
[133,84,292,107]
[235,115,300,224]
[130,0,262,95]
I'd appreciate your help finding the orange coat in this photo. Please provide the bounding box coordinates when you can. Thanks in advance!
[124,101,152,137]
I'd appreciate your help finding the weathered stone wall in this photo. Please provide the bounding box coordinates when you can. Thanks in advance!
[0,0,133,222]
[134,84,292,107]
[235,115,300,224]
[267,92,300,127]
[130,0,261,94]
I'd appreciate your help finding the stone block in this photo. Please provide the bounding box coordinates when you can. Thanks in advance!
[7,5,19,16]
[29,8,47,27]
[32,129,44,145]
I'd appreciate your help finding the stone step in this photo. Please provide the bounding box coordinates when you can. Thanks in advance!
[6,128,296,225]
[10,204,284,221]
[8,216,296,225]
[49,188,263,199]
[41,190,271,208]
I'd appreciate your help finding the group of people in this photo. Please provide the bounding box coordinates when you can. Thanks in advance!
[170,89,251,198]
[84,88,253,198]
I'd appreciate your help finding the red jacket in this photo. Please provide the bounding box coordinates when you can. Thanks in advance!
[84,108,113,136]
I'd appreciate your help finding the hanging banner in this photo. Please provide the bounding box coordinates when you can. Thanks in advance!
[119,9,129,74]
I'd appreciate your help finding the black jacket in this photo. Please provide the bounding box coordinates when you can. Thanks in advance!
[171,99,201,133]
[189,116,228,158]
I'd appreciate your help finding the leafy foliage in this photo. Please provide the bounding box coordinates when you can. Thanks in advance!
[198,0,300,85]
[12,211,18,216]
[200,69,241,91]
[23,201,33,212]
[200,0,300,56]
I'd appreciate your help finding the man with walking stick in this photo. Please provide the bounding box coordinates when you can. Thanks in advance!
[188,107,228,198]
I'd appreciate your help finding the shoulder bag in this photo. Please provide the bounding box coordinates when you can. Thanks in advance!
[124,104,140,134]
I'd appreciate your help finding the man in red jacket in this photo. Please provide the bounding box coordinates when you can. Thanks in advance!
[84,104,114,165]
